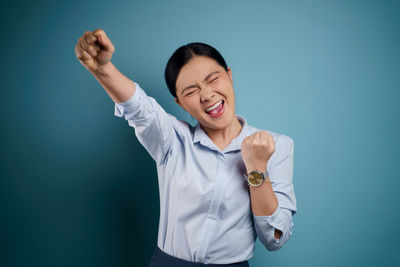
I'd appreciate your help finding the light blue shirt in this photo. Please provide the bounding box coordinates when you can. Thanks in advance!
[114,81,297,264]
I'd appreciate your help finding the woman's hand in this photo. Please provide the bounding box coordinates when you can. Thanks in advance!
[241,130,275,173]
[74,28,115,73]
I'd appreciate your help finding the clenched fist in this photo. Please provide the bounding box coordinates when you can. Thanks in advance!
[241,130,275,173]
[74,28,115,72]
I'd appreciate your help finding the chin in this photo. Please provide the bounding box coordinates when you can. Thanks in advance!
[202,111,234,129]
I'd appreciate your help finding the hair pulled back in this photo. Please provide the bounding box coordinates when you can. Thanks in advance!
[164,42,228,98]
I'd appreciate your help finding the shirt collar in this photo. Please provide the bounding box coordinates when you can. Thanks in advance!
[192,114,250,153]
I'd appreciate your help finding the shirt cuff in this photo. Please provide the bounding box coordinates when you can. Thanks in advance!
[253,204,285,244]
[114,81,141,117]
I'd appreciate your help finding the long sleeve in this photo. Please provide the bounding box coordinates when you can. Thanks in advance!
[252,135,297,251]
[114,80,176,164]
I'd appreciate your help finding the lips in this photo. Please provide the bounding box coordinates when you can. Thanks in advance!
[204,100,224,113]
[204,100,225,118]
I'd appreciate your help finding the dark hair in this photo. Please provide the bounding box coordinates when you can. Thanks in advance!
[164,42,228,98]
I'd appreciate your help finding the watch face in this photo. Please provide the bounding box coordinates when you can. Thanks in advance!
[248,171,263,186]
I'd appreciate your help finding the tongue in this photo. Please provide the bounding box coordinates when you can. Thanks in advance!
[208,102,223,115]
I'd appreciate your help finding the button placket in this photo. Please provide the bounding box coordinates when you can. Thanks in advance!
[195,153,227,263]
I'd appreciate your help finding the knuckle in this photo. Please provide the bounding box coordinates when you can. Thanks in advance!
[81,50,91,59]
[78,37,85,48]
[83,31,91,38]
[94,28,105,35]
[88,33,96,42]
[255,142,263,148]
[90,47,97,56]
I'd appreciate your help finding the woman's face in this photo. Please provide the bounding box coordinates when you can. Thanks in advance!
[175,55,236,131]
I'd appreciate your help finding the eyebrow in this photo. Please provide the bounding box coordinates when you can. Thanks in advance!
[181,71,220,94]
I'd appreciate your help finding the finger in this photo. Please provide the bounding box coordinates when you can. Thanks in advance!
[93,28,105,36]
[264,130,271,139]
[261,135,269,145]
[86,44,98,57]
[86,33,101,53]
[79,50,96,71]
[93,28,106,44]
[256,133,264,145]
[79,49,92,61]
[97,34,110,50]
[82,31,96,51]
[78,36,88,51]
[82,31,92,47]
[79,37,97,57]
[93,29,113,51]
[86,33,97,44]
[260,131,269,141]
[74,45,80,57]
[269,134,275,144]
[250,132,260,143]
[257,130,267,139]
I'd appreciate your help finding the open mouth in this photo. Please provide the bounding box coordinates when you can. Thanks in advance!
[204,100,225,117]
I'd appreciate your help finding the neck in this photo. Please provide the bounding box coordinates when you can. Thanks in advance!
[202,115,243,150]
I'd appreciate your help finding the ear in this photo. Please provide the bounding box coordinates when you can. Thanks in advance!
[175,97,184,109]
[227,67,233,84]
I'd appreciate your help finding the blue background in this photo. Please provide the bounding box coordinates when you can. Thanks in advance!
[1,0,399,266]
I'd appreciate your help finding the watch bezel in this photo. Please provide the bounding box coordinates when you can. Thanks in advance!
[245,170,268,187]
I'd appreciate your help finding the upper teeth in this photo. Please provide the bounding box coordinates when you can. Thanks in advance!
[205,100,223,112]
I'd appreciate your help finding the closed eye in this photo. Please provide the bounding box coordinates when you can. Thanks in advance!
[185,89,198,96]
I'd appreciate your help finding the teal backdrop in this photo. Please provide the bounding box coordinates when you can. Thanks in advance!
[1,0,399,266]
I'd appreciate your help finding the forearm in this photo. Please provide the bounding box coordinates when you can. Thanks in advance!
[90,61,136,103]
[242,133,296,248]
[246,164,281,239]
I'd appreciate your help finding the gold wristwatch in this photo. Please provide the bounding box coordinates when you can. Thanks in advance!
[245,170,268,186]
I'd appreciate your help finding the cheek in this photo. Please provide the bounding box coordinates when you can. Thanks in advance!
[185,98,201,112]
[220,86,234,101]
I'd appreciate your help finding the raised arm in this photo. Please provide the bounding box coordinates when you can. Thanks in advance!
[74,28,179,165]
[74,28,135,103]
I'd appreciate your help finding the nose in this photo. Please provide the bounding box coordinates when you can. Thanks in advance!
[199,84,216,103]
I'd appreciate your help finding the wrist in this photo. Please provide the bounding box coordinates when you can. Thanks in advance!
[245,165,267,174]
[91,61,114,77]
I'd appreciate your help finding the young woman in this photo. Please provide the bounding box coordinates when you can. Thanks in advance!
[75,28,297,267]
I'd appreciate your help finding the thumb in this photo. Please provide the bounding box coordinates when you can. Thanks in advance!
[95,32,110,51]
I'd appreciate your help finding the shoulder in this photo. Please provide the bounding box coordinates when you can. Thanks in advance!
[133,81,195,140]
